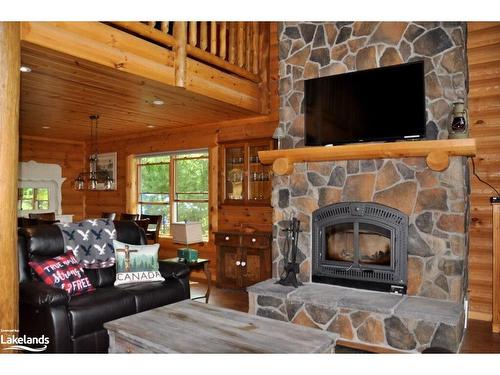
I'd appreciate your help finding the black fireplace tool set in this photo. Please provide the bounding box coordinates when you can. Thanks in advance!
[276,217,303,288]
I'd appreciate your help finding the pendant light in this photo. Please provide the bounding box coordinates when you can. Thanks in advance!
[74,115,114,190]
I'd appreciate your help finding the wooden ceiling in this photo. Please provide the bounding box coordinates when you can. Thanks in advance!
[19,42,256,142]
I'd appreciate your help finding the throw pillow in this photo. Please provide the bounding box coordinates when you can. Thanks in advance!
[29,251,95,296]
[113,240,165,286]
[57,219,116,269]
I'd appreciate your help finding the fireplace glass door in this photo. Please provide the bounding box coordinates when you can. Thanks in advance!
[325,223,354,262]
[312,202,407,293]
[324,222,391,267]
[358,223,391,266]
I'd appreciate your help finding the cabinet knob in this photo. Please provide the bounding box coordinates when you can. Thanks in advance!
[225,236,230,241]
[241,261,247,267]
[236,260,241,266]
[251,238,256,243]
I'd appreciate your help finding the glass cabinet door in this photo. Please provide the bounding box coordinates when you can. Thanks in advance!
[248,144,272,201]
[225,146,245,201]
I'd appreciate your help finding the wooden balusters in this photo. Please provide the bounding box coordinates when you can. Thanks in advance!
[219,21,227,60]
[229,22,236,64]
[106,21,266,84]
[258,22,270,113]
[245,22,251,71]
[200,21,208,51]
[173,21,187,87]
[252,22,259,74]
[161,21,170,34]
[189,21,197,47]
[237,21,245,67]
[210,21,217,54]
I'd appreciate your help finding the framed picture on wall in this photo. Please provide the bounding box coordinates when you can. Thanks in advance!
[95,152,117,190]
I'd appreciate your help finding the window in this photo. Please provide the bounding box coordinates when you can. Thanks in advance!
[137,151,209,238]
[18,187,50,211]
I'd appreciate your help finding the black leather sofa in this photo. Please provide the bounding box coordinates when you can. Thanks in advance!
[18,221,190,353]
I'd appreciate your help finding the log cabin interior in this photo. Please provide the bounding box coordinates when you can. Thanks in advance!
[1,13,500,360]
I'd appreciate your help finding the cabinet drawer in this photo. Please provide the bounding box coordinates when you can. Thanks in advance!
[214,233,240,246]
[242,235,270,249]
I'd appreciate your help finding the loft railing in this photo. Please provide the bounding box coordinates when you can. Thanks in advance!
[107,21,268,86]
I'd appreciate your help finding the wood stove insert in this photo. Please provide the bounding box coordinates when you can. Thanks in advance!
[312,202,408,294]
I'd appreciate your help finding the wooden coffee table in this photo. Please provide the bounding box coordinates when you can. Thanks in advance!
[104,300,337,353]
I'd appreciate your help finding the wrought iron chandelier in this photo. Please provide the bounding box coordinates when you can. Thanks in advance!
[74,115,114,190]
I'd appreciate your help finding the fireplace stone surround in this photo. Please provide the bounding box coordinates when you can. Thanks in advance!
[247,22,470,353]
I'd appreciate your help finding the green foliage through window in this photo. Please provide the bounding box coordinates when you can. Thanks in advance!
[137,151,209,238]
[18,187,50,212]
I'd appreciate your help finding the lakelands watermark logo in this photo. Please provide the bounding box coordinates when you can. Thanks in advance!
[1,329,49,352]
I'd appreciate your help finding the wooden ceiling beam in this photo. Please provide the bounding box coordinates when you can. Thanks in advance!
[21,22,262,113]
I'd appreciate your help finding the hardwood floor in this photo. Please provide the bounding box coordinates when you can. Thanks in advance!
[190,281,249,313]
[189,282,500,353]
[461,319,500,353]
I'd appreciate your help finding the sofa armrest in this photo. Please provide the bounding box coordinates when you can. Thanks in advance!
[158,262,190,280]
[20,281,70,307]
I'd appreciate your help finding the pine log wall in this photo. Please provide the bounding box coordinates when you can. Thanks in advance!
[83,22,279,280]
[468,22,500,321]
[18,136,86,221]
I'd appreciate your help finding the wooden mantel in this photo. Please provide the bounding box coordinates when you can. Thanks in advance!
[258,139,477,176]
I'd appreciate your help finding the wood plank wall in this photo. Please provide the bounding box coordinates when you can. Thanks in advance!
[18,136,86,221]
[468,22,500,321]
[83,22,279,280]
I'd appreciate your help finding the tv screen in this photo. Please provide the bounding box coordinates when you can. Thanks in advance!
[304,61,426,146]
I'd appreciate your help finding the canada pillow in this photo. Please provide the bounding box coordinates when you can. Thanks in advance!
[113,240,165,286]
[29,251,95,296]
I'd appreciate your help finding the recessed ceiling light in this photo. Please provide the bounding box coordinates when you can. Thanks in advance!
[152,99,164,106]
[147,125,156,128]
[20,65,32,73]
[42,126,50,129]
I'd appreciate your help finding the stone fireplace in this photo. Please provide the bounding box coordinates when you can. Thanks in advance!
[247,21,470,353]
[271,155,469,303]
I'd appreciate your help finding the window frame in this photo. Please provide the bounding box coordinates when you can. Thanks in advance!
[18,187,50,212]
[136,150,209,239]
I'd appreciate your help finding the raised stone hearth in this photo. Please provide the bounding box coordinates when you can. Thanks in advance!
[248,279,465,352]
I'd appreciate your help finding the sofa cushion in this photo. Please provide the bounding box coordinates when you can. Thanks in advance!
[68,287,136,337]
[84,267,116,289]
[71,329,109,354]
[20,224,65,258]
[114,220,147,245]
[118,281,187,312]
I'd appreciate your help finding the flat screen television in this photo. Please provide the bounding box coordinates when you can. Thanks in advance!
[304,61,426,146]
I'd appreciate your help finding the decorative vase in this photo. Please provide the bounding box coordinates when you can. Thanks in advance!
[448,102,469,139]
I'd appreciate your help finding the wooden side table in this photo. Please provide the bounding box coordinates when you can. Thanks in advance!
[161,257,211,303]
